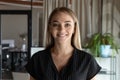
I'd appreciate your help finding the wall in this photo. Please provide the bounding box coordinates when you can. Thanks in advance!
[1,15,27,48]
[0,4,43,48]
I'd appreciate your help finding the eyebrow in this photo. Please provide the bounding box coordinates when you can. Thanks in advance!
[65,21,72,23]
[52,20,72,23]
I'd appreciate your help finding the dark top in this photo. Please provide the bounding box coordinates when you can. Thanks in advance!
[25,48,101,80]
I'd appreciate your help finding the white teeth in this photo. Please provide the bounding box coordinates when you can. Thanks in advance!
[59,34,65,36]
[58,34,66,37]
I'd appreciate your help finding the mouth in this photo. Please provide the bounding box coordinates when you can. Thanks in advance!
[57,33,67,38]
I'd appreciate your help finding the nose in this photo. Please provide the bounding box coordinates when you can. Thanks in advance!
[58,24,65,32]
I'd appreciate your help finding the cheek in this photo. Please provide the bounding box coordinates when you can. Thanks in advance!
[49,28,57,37]
[69,27,75,34]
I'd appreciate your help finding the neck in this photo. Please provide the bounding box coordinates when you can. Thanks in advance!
[51,43,74,55]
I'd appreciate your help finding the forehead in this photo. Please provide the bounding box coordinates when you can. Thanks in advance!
[50,12,74,22]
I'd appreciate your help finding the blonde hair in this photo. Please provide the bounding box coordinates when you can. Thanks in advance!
[45,7,82,50]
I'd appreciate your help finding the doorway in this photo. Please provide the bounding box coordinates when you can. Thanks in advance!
[0,10,32,73]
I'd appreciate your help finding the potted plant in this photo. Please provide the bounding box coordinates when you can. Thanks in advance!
[84,33,118,57]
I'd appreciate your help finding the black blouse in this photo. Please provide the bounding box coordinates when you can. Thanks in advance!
[25,48,101,80]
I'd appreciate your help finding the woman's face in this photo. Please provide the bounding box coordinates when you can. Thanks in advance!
[49,12,75,44]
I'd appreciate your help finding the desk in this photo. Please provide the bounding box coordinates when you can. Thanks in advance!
[9,49,27,71]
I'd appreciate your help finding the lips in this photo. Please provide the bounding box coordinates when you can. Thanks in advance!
[57,33,67,38]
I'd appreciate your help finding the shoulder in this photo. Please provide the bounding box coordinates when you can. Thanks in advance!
[74,48,94,60]
[31,48,50,60]
[73,48,97,65]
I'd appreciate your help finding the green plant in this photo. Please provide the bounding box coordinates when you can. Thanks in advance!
[84,33,118,57]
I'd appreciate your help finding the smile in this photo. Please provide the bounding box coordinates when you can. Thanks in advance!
[57,33,67,37]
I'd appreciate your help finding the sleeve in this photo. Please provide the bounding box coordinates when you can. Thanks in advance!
[87,56,101,80]
[25,54,39,79]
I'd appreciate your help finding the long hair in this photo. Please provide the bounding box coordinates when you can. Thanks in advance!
[45,7,82,50]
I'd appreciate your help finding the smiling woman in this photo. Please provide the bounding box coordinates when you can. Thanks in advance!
[25,7,101,80]
[49,12,75,45]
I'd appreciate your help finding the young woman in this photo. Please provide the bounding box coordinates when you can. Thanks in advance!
[25,7,101,80]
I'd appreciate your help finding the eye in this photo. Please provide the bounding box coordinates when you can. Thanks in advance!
[65,23,71,27]
[50,22,60,27]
